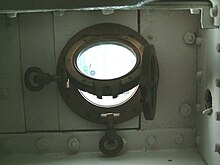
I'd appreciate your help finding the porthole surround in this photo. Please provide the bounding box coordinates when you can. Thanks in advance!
[56,23,159,124]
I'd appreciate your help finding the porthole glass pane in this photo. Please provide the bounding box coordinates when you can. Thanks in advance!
[76,43,137,80]
[78,85,139,108]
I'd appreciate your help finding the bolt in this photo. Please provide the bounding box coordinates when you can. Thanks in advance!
[215,112,220,121]
[210,6,218,18]
[215,144,220,154]
[36,138,49,152]
[180,104,192,117]
[147,135,156,145]
[184,32,196,45]
[68,137,80,153]
[1,139,13,153]
[217,43,220,53]
[175,134,184,144]
[0,88,10,99]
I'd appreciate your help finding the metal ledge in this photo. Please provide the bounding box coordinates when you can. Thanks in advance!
[0,0,211,13]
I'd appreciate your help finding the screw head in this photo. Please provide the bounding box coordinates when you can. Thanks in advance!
[0,88,10,99]
[147,135,156,145]
[36,138,49,152]
[68,137,80,153]
[180,104,192,117]
[175,134,184,144]
[184,32,196,45]
[1,139,13,153]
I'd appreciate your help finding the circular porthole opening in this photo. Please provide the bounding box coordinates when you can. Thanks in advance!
[76,42,137,80]
[204,89,212,109]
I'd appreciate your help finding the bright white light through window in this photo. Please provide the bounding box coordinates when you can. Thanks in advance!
[76,43,138,108]
[79,86,138,108]
[76,43,137,80]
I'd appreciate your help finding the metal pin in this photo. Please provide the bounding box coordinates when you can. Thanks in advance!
[202,107,213,116]
[101,113,120,117]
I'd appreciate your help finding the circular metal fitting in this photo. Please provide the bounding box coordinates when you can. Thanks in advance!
[68,137,80,153]
[175,134,184,144]
[36,138,49,152]
[147,135,156,145]
[180,104,192,117]
[99,134,123,156]
[184,32,196,45]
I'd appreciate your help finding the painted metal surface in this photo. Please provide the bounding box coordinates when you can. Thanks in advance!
[140,10,198,129]
[0,15,25,133]
[197,27,220,165]
[0,149,205,165]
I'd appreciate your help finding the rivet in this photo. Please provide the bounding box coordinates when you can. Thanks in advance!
[175,134,184,144]
[68,137,80,153]
[36,138,49,152]
[184,32,196,45]
[217,43,220,53]
[215,144,220,154]
[210,6,218,18]
[0,87,10,99]
[180,104,192,117]
[196,37,202,46]
[215,111,220,121]
[147,135,156,145]
[1,139,13,153]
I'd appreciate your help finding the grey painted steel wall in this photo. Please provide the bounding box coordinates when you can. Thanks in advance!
[197,28,220,165]
[0,10,200,154]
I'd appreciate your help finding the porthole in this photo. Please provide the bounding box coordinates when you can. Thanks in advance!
[56,23,159,124]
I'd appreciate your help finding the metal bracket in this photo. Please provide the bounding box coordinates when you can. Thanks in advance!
[99,113,123,156]
[24,67,61,91]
